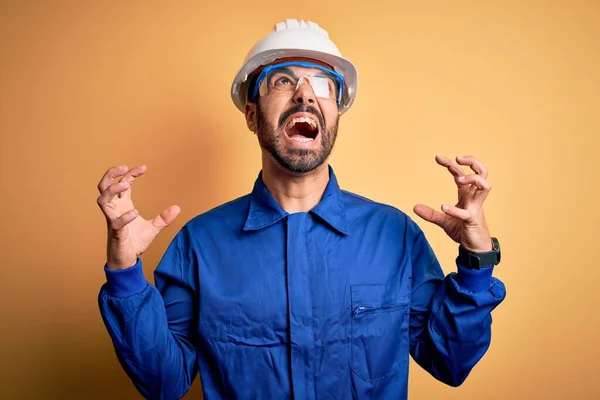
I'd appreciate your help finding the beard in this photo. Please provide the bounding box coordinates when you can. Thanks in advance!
[255,103,339,174]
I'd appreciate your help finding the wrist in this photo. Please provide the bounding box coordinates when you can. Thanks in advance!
[106,257,138,271]
[461,237,493,253]
[462,243,493,253]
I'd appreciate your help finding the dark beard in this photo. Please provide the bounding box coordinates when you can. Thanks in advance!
[255,103,338,174]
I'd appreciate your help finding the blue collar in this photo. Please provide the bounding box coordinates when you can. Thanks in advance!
[243,165,349,236]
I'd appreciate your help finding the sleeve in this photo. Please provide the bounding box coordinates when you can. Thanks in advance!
[98,224,199,399]
[407,220,506,387]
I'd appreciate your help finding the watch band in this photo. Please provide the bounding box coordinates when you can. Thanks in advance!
[458,237,501,269]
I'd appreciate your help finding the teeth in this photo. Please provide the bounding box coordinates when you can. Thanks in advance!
[289,117,317,130]
[290,135,314,143]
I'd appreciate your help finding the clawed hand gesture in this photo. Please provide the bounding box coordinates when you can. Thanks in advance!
[96,165,180,270]
[414,155,493,252]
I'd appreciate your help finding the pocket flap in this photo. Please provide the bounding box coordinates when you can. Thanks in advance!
[351,281,409,309]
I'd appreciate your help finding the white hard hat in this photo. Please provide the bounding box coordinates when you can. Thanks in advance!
[230,19,358,114]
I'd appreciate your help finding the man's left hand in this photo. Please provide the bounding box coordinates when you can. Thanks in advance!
[414,155,493,252]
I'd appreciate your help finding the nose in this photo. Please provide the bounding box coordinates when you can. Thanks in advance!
[293,78,316,105]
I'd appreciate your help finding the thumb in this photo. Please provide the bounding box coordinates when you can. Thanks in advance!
[151,205,181,232]
[413,204,446,228]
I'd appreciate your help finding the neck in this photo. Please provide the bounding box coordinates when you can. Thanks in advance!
[261,155,330,214]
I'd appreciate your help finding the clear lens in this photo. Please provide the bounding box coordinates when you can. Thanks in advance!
[308,76,334,98]
[258,66,340,102]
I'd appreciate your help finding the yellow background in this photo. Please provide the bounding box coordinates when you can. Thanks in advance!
[1,1,598,399]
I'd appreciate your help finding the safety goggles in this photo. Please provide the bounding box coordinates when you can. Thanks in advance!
[249,61,345,107]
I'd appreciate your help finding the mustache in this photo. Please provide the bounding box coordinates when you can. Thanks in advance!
[278,105,325,130]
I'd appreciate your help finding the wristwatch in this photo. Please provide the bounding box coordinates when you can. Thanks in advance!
[458,237,501,269]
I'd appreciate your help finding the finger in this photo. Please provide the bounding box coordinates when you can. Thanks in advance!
[456,155,488,179]
[97,181,131,210]
[119,165,147,185]
[110,208,139,231]
[117,164,147,199]
[457,174,492,203]
[413,204,447,228]
[435,155,466,183]
[441,204,470,221]
[98,165,128,194]
[151,205,181,232]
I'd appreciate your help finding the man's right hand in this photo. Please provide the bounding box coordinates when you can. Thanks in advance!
[96,165,181,270]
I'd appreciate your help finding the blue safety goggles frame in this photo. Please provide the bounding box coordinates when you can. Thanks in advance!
[249,61,345,107]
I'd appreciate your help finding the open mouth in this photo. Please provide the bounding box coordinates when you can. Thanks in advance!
[284,116,319,143]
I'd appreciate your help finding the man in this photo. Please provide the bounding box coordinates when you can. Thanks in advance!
[97,19,505,399]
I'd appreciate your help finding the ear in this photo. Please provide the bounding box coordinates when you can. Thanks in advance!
[245,103,257,133]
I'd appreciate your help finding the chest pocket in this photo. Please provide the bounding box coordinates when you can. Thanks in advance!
[350,282,410,381]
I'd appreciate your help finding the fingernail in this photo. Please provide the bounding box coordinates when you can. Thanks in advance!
[442,204,449,211]
[458,176,465,180]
